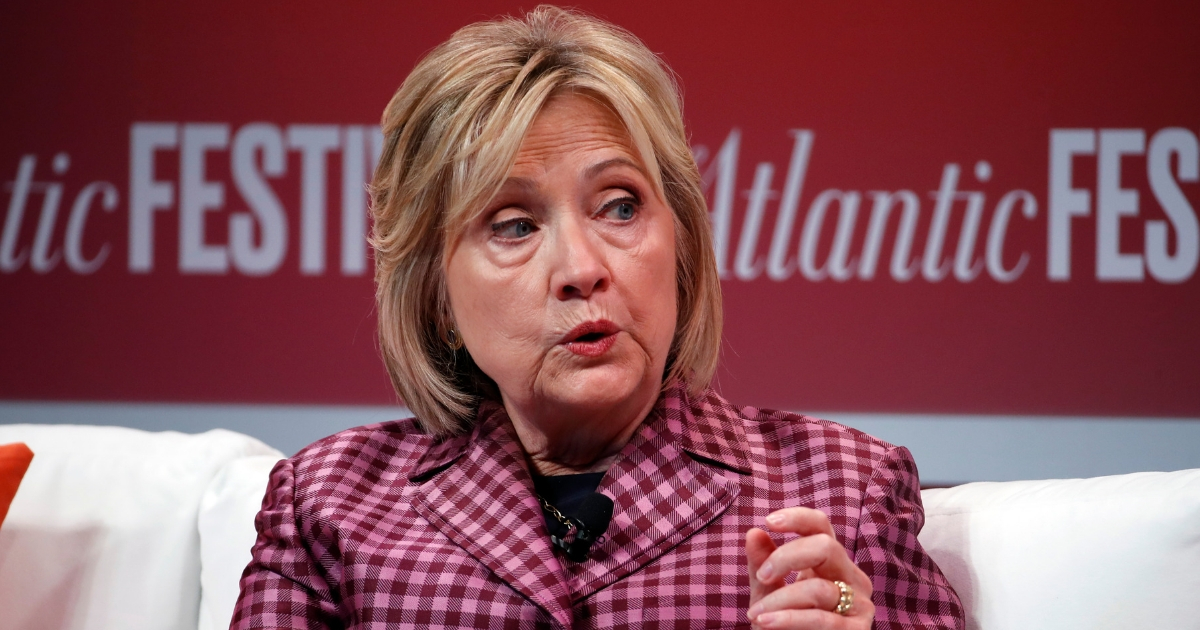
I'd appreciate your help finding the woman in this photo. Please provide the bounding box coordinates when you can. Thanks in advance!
[232,7,963,629]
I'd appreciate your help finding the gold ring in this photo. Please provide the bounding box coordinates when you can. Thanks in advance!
[833,580,854,615]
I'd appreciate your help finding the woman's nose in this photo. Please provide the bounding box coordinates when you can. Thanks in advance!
[550,217,611,300]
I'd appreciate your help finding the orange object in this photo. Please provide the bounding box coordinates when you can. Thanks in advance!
[0,442,34,528]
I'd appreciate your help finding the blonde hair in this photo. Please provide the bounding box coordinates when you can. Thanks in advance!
[370,5,722,436]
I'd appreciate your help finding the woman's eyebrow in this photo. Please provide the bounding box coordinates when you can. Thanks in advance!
[497,176,539,196]
[585,157,645,180]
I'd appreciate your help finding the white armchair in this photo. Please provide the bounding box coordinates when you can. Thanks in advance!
[197,456,285,630]
[920,469,1200,629]
[1,423,1197,630]
[0,424,283,630]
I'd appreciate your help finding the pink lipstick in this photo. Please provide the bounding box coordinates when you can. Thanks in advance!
[561,320,619,357]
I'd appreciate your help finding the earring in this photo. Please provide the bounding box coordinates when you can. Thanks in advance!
[446,327,464,351]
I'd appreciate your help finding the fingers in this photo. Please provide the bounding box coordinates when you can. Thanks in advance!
[750,608,851,629]
[756,509,864,589]
[763,507,837,538]
[756,532,859,584]
[748,579,877,629]
[747,577,840,620]
[746,527,783,603]
[746,509,876,629]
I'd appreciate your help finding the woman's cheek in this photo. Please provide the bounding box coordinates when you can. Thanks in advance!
[489,292,551,379]
[648,224,678,344]
[624,260,676,363]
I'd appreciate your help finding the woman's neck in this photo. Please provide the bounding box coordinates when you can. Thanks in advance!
[528,453,620,476]
[502,384,660,477]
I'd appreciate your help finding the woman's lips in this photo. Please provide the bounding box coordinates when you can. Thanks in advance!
[561,320,619,357]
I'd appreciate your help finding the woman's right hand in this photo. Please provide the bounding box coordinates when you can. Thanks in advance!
[745,507,875,629]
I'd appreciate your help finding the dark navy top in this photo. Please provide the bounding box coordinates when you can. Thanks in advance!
[532,472,605,538]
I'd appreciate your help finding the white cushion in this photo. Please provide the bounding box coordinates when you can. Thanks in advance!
[0,424,281,630]
[919,468,1200,630]
[197,455,284,630]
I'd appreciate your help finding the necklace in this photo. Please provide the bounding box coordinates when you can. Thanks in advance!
[537,493,608,561]
[535,489,613,562]
[536,494,580,534]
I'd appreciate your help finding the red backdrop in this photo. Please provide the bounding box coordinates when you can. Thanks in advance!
[1,1,1197,417]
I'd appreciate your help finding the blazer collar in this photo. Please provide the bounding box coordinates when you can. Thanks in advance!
[407,403,495,481]
[557,384,748,599]
[409,402,575,628]
[673,384,754,475]
[408,386,753,478]
[407,385,751,621]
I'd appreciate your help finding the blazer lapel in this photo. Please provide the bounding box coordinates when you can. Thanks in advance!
[563,385,751,599]
[409,403,574,628]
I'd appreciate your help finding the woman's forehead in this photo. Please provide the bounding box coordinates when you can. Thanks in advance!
[449,89,664,233]
[508,94,643,175]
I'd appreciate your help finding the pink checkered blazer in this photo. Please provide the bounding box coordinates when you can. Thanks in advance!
[232,385,963,629]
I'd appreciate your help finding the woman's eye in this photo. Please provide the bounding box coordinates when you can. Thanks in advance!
[603,198,638,221]
[491,218,537,239]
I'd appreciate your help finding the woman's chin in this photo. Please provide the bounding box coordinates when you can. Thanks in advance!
[540,361,654,411]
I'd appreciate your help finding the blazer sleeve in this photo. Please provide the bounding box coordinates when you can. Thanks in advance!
[853,445,965,630]
[230,457,343,630]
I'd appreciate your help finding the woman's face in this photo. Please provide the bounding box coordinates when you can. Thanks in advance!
[445,93,677,432]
